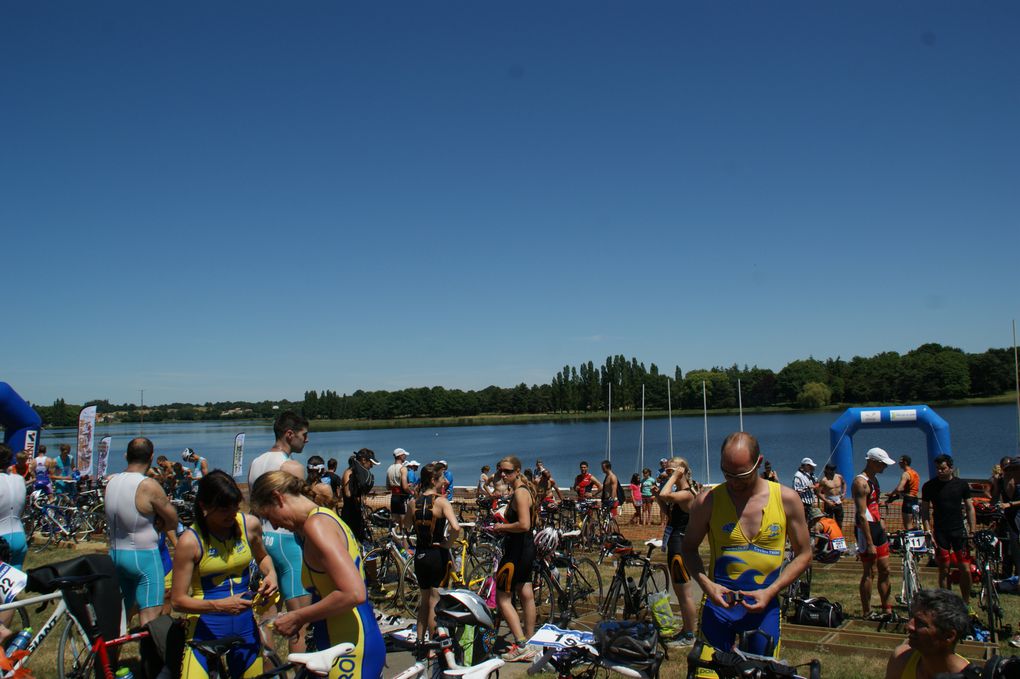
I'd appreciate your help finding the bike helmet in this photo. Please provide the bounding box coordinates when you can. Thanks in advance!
[491,501,510,523]
[535,527,559,559]
[435,589,495,629]
[182,447,196,461]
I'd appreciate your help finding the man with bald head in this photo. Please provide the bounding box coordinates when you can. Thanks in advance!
[681,432,811,658]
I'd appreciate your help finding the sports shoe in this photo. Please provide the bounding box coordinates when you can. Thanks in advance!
[501,644,538,662]
[1009,634,1020,649]
[675,632,696,647]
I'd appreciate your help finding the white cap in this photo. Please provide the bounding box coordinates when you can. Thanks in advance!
[405,460,421,467]
[800,457,816,467]
[393,448,408,458]
[866,447,896,466]
[437,459,448,467]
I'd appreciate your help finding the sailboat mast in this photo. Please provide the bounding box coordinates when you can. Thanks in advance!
[607,383,613,462]
[738,378,744,432]
[703,380,710,485]
[1014,320,1019,452]
[667,378,674,457]
[639,384,645,472]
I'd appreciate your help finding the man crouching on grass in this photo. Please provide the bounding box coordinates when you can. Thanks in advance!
[884,589,970,679]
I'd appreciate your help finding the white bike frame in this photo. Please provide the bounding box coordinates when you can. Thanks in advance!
[0,590,89,676]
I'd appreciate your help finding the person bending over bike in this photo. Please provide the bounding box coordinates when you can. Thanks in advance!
[491,455,539,663]
[171,470,278,679]
[884,588,970,679]
[409,462,462,643]
[250,471,385,679]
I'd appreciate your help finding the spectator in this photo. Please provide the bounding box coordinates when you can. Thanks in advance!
[883,589,971,679]
[792,458,818,519]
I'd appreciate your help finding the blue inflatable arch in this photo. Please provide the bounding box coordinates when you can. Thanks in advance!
[1,382,43,456]
[829,405,951,496]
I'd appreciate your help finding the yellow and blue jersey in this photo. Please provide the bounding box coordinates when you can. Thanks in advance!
[301,507,384,679]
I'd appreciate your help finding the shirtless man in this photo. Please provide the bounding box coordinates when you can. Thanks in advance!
[818,463,846,529]
[601,460,620,516]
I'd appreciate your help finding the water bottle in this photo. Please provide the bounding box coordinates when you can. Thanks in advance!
[5,628,33,654]
[550,566,560,582]
[115,668,134,679]
[626,576,638,599]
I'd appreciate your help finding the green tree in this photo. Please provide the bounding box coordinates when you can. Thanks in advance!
[776,359,828,403]
[797,382,832,408]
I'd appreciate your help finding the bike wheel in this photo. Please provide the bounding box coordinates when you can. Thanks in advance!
[638,564,670,619]
[467,543,498,574]
[983,570,1003,643]
[399,556,421,618]
[579,518,597,553]
[902,557,919,611]
[57,617,94,679]
[566,557,604,626]
[531,568,557,626]
[600,575,623,620]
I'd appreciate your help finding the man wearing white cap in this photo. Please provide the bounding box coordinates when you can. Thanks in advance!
[792,458,818,520]
[387,448,413,532]
[853,446,897,619]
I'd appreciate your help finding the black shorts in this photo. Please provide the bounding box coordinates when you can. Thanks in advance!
[934,528,969,554]
[390,493,410,516]
[414,547,452,590]
[340,500,369,543]
[496,536,535,592]
[901,497,920,517]
[666,529,689,584]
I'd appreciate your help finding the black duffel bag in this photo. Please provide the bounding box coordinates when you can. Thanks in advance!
[595,620,663,678]
[792,596,844,628]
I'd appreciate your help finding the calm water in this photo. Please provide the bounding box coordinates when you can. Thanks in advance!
[39,404,1020,487]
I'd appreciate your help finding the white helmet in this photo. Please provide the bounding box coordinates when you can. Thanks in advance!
[436,589,495,629]
[535,527,559,559]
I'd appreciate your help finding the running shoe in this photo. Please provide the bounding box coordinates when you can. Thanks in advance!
[501,644,538,662]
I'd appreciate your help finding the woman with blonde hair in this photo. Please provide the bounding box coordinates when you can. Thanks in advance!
[250,471,384,679]
[657,456,700,646]
[409,463,461,644]
[490,455,538,662]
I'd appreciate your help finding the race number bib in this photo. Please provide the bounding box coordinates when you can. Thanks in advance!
[0,562,28,604]
[528,624,596,648]
[832,537,847,552]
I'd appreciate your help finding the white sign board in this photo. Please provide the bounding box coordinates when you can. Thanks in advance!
[890,409,917,422]
[860,410,882,424]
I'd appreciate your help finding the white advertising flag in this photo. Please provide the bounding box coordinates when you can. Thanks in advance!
[97,436,112,478]
[233,433,245,477]
[76,406,97,477]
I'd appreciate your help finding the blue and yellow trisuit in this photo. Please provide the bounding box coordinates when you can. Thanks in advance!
[301,507,385,679]
[700,481,787,657]
[181,513,262,679]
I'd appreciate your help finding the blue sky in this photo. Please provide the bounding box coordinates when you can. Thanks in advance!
[2,2,1018,406]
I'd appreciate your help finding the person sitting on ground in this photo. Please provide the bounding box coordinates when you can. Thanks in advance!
[884,588,970,679]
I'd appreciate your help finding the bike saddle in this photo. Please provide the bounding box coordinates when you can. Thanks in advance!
[443,658,505,677]
[645,539,663,549]
[188,635,248,656]
[459,522,475,528]
[560,529,580,538]
[288,642,357,674]
[50,573,111,588]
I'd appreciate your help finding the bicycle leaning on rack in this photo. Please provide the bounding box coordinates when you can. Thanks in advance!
[888,529,928,612]
[973,530,1010,644]
[530,527,603,629]
[599,535,668,621]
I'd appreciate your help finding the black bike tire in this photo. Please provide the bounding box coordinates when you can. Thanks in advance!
[639,564,670,620]
[985,568,1002,643]
[600,575,623,620]
[399,556,421,618]
[56,617,94,679]
[568,557,604,623]
[532,569,557,626]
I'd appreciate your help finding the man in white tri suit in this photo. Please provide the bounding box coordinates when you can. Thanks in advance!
[248,410,310,650]
[105,437,179,625]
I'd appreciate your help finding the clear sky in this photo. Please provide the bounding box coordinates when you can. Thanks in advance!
[2,2,1018,406]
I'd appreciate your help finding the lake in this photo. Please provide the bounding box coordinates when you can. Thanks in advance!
[36,403,1020,488]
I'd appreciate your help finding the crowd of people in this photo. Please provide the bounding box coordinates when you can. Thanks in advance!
[0,415,996,678]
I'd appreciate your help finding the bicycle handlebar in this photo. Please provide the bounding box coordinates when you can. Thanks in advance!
[686,641,822,679]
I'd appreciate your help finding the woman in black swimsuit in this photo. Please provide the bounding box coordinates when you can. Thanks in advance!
[410,463,461,640]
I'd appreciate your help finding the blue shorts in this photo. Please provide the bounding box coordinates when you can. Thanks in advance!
[0,531,27,570]
[183,612,261,679]
[701,596,781,657]
[111,548,165,611]
[263,530,309,601]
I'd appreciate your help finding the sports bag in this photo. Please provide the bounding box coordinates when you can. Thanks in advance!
[792,597,844,628]
[595,620,663,678]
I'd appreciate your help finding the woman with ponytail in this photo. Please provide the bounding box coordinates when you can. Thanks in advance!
[490,455,538,662]
[250,471,384,679]
[409,463,462,643]
[657,457,700,646]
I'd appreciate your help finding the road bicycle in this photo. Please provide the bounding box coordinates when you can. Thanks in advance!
[684,640,821,679]
[1,561,149,679]
[888,529,928,612]
[189,638,361,678]
[363,526,415,607]
[577,501,620,558]
[529,529,603,629]
[974,530,1008,644]
[528,643,657,679]
[599,537,668,621]
[400,523,502,618]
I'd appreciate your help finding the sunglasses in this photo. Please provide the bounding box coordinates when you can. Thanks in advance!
[497,467,516,474]
[721,455,762,480]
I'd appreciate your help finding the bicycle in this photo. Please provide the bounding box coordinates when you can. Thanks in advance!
[685,640,821,679]
[530,528,603,629]
[974,530,1008,644]
[364,526,415,607]
[1,557,149,679]
[189,637,361,678]
[528,643,657,679]
[577,500,620,557]
[599,536,668,621]
[399,522,502,618]
[386,589,505,679]
[888,529,928,612]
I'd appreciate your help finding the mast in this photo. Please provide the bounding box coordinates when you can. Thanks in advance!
[638,384,645,472]
[1014,320,1019,451]
[738,378,744,432]
[606,383,613,462]
[703,380,710,485]
[667,378,674,457]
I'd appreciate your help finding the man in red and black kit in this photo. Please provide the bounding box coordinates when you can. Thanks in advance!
[853,447,896,620]
[921,454,976,604]
[573,460,601,499]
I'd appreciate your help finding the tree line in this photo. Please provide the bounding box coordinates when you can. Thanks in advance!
[28,343,1017,427]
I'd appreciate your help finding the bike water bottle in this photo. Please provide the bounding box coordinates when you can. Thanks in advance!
[115,668,134,679]
[626,576,638,598]
[5,628,33,654]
